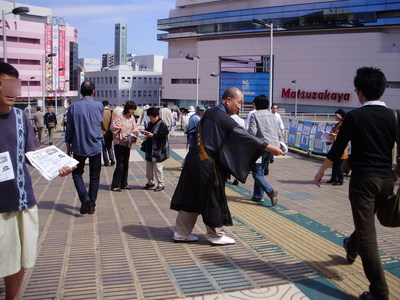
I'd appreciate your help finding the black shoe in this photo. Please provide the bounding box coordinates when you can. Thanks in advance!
[359,291,388,300]
[343,237,358,264]
[332,181,343,186]
[88,206,95,215]
[111,187,121,192]
[121,185,131,190]
[326,179,334,183]
[264,168,269,176]
[270,158,274,164]
[267,190,278,206]
[110,160,115,166]
[154,185,165,192]
[232,179,239,185]
[142,183,155,190]
[80,198,90,214]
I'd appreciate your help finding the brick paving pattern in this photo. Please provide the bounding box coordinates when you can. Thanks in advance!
[1,131,399,299]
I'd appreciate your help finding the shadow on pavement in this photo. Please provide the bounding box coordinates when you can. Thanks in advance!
[38,200,81,217]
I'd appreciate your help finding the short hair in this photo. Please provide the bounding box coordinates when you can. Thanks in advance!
[252,94,266,104]
[146,106,159,117]
[102,100,109,107]
[162,102,168,108]
[123,101,137,114]
[0,62,19,78]
[80,80,95,97]
[335,108,346,119]
[253,94,269,110]
[221,87,241,101]
[36,106,42,111]
[272,103,279,109]
[354,67,387,101]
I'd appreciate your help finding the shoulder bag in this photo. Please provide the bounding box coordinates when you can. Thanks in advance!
[376,110,400,227]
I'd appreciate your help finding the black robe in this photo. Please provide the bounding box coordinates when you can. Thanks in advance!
[170,105,267,228]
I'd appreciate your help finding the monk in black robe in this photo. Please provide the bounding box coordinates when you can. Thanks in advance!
[170,87,284,245]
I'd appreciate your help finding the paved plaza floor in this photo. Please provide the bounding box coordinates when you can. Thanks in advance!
[1,130,399,299]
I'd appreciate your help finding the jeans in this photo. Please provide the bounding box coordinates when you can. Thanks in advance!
[102,134,115,165]
[72,153,102,207]
[111,144,131,188]
[331,159,344,183]
[251,152,274,198]
[347,177,393,298]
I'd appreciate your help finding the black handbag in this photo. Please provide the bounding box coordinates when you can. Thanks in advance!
[376,110,400,227]
[140,139,147,152]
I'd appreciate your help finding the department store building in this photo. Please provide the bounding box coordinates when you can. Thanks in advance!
[158,0,400,113]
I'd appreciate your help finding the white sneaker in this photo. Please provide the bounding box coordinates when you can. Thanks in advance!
[207,235,236,245]
[173,232,199,242]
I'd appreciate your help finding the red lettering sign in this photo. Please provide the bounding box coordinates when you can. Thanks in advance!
[281,88,350,103]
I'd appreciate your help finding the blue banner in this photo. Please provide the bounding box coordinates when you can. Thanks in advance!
[220,73,269,103]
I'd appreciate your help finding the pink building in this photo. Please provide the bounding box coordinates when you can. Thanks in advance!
[0,1,79,110]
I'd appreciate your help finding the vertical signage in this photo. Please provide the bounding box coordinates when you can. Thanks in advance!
[58,25,66,91]
[52,24,59,91]
[45,24,53,92]
[300,121,313,150]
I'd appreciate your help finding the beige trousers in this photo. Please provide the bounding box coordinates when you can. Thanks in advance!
[145,160,164,186]
[175,210,225,238]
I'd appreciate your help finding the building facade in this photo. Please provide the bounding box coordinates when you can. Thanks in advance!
[0,1,79,110]
[157,0,400,113]
[78,58,101,72]
[114,23,127,66]
[84,64,163,107]
[102,53,115,69]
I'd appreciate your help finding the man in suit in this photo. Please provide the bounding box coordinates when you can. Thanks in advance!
[33,106,45,143]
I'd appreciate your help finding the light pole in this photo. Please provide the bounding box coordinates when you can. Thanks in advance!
[27,76,35,119]
[292,80,298,118]
[55,67,65,118]
[185,54,200,106]
[252,19,273,110]
[210,72,220,101]
[158,87,164,107]
[2,7,29,63]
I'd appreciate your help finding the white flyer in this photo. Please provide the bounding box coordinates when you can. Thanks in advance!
[0,151,15,182]
[321,131,335,143]
[25,146,79,181]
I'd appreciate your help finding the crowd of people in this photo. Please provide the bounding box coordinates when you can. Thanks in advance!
[1,61,395,300]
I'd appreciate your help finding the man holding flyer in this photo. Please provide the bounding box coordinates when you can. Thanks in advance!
[0,62,74,300]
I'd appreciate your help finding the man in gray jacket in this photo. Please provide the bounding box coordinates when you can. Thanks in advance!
[248,95,280,205]
[33,106,45,143]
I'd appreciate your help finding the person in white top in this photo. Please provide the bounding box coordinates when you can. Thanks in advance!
[231,113,245,185]
[271,104,285,140]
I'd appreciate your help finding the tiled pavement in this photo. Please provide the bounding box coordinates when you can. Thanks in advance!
[1,130,399,300]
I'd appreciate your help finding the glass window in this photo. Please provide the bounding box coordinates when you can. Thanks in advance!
[138,77,142,84]
[133,77,137,83]
[101,77,104,84]
[159,78,162,84]
[114,77,117,84]
[149,78,152,84]
[101,90,104,97]
[138,90,142,97]
[143,90,147,97]
[105,77,108,84]
[113,90,117,98]
[105,90,108,97]
[144,77,147,84]
[132,90,137,97]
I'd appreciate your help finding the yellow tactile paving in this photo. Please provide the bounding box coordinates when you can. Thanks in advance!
[225,188,400,299]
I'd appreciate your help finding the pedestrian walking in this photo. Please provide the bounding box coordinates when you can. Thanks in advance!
[65,80,104,215]
[33,106,45,144]
[248,95,280,205]
[44,106,57,145]
[141,107,170,192]
[0,62,74,300]
[110,101,139,191]
[170,87,284,245]
[101,100,115,167]
[314,67,394,300]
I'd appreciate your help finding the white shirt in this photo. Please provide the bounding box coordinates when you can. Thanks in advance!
[231,114,245,129]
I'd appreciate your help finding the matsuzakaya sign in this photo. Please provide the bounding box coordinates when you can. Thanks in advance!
[281,88,350,103]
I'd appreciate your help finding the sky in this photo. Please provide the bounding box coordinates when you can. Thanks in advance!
[25,0,176,60]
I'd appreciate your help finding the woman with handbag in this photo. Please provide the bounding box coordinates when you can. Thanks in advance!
[110,101,139,192]
[44,107,57,145]
[141,107,170,192]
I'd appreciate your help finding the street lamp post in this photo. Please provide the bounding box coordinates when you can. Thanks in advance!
[292,80,298,118]
[2,7,29,63]
[252,19,274,110]
[55,67,65,118]
[210,72,220,101]
[158,87,164,107]
[185,54,200,107]
[27,76,35,119]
